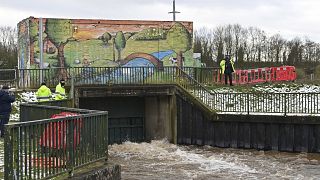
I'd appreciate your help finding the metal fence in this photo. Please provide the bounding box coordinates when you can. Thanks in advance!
[5,67,320,115]
[211,92,320,115]
[0,69,16,87]
[4,105,108,179]
[11,67,220,89]
[19,102,94,122]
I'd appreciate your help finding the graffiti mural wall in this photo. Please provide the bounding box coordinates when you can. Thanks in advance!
[18,17,196,73]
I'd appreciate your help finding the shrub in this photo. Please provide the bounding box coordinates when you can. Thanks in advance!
[314,65,320,80]
[295,68,306,80]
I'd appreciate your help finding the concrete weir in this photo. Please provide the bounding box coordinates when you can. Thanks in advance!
[75,85,320,153]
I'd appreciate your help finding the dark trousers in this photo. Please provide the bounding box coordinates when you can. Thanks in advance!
[0,113,10,137]
[224,73,233,85]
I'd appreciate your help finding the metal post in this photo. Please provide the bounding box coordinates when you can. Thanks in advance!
[70,67,75,107]
[39,18,44,83]
[168,0,180,22]
[247,93,250,115]
[284,94,287,116]
[67,119,74,178]
[4,126,13,180]
[15,66,19,89]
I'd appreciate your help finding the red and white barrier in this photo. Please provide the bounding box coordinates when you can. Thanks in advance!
[218,66,296,85]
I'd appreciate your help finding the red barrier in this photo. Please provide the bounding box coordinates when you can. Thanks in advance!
[216,66,296,85]
[39,112,83,150]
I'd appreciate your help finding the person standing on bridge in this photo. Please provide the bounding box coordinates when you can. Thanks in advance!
[36,82,52,102]
[55,79,67,100]
[220,55,235,86]
[0,85,15,137]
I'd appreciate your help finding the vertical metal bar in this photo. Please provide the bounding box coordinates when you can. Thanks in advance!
[247,93,250,115]
[32,124,36,179]
[28,125,31,179]
[284,93,287,116]
[317,93,319,114]
[4,127,12,180]
[18,126,22,179]
[67,119,74,178]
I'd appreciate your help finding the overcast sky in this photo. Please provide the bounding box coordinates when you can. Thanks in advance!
[1,0,319,42]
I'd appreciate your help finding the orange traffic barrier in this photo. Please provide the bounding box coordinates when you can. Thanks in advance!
[39,112,82,150]
[215,66,296,85]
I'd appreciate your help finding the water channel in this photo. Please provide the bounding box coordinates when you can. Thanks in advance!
[109,139,320,180]
[1,138,319,179]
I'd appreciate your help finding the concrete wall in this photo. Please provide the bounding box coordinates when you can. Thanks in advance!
[18,17,195,71]
[145,95,177,143]
[74,85,320,153]
[177,95,320,153]
[78,93,177,143]
[79,96,145,118]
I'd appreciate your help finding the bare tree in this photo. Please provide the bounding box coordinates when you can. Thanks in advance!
[0,26,17,68]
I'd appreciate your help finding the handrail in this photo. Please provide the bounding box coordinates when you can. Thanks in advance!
[4,104,108,179]
[9,66,320,115]
[174,67,216,111]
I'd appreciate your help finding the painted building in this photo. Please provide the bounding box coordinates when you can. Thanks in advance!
[18,17,196,72]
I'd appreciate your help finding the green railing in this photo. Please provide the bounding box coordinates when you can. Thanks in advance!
[0,69,16,88]
[4,105,108,179]
[15,67,220,89]
[17,67,73,89]
[19,102,94,122]
[11,66,320,115]
[2,67,220,88]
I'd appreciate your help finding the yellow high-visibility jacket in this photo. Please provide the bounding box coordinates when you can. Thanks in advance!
[36,85,52,102]
[220,59,235,74]
[55,83,66,100]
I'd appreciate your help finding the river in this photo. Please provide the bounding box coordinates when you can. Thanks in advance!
[0,137,319,179]
[108,139,320,180]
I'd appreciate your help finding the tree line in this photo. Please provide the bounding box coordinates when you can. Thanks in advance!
[1,24,320,69]
[0,26,17,69]
[194,24,320,68]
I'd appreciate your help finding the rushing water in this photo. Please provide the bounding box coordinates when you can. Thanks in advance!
[109,139,320,180]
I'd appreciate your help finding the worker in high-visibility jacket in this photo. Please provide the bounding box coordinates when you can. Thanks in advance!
[55,79,67,100]
[220,55,235,86]
[36,82,52,102]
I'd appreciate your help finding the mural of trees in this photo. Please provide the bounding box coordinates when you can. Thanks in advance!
[29,19,38,64]
[101,32,112,45]
[167,22,192,54]
[115,31,126,60]
[45,19,73,78]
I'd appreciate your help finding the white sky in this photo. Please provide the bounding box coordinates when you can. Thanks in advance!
[0,0,319,42]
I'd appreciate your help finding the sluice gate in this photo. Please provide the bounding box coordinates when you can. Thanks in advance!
[74,84,320,153]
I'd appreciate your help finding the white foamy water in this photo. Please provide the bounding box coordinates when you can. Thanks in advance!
[109,139,320,180]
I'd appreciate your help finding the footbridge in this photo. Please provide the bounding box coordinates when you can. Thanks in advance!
[2,67,320,179]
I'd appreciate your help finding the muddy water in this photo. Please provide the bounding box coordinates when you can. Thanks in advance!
[109,140,320,180]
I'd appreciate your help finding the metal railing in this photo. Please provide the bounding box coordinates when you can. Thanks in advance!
[0,69,16,87]
[175,67,215,110]
[6,66,320,115]
[17,68,73,89]
[4,105,108,179]
[182,67,220,84]
[19,102,93,122]
[12,67,220,89]
[212,92,320,115]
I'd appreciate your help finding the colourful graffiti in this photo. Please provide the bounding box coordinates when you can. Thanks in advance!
[18,17,196,70]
